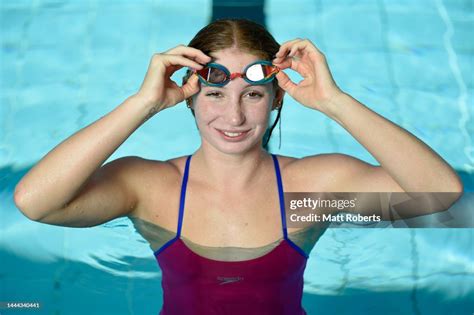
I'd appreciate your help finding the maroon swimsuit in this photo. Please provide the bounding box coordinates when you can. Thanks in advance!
[155,154,308,315]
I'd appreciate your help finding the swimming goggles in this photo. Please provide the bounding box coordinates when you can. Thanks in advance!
[193,60,280,87]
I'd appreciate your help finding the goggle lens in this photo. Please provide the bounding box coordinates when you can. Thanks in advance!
[246,64,275,82]
[196,67,227,84]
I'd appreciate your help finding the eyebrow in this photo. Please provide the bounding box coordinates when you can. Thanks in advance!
[224,84,253,89]
[202,84,265,90]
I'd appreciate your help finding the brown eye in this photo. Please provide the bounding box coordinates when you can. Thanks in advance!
[247,91,263,98]
[206,92,222,97]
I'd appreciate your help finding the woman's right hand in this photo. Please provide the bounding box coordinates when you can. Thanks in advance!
[135,45,211,112]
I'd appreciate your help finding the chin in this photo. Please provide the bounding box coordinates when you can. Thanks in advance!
[211,140,256,155]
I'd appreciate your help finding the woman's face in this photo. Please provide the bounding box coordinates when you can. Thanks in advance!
[192,48,277,155]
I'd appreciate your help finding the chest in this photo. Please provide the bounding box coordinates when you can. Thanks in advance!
[182,183,284,246]
[141,176,289,248]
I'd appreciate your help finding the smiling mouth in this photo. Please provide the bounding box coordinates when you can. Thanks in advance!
[215,128,251,141]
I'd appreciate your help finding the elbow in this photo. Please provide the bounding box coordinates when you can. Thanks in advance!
[450,173,464,199]
[451,180,464,206]
[13,185,26,213]
[14,185,42,222]
[437,175,464,211]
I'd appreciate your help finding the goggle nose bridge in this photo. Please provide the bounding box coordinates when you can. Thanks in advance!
[229,72,244,80]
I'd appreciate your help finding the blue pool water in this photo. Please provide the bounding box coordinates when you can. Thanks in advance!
[1,0,473,314]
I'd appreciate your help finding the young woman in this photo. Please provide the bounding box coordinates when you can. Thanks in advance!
[14,19,463,315]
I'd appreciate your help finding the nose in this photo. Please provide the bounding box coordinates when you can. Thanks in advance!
[224,100,246,126]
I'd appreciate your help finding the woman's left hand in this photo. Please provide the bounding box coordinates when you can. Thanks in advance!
[272,38,344,113]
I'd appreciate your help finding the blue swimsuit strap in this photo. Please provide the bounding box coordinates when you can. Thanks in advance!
[153,155,191,255]
[270,154,289,240]
[175,154,308,258]
[271,154,309,258]
[176,155,192,238]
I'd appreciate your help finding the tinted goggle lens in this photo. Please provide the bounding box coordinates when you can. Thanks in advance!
[197,67,227,84]
[246,64,276,81]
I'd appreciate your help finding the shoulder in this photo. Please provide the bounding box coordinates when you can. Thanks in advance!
[113,155,182,182]
[118,155,188,218]
[276,153,333,191]
[279,153,404,192]
[272,154,297,169]
[278,153,372,192]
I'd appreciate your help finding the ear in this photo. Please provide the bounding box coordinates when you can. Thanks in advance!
[272,86,285,110]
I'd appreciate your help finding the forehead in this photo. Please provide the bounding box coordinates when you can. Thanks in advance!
[209,48,262,73]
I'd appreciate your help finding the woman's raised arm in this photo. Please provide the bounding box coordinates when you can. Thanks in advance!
[14,46,210,226]
[275,39,463,218]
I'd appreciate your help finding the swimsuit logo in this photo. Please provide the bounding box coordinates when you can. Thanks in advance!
[216,276,244,285]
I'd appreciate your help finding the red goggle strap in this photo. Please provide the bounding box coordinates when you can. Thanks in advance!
[230,73,244,80]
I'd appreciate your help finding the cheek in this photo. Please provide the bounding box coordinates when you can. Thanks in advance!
[193,98,216,119]
[196,107,220,125]
[246,106,270,123]
[194,106,225,133]
[246,99,272,121]
[193,95,272,122]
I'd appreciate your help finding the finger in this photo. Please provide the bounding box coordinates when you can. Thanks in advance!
[274,57,312,79]
[165,45,212,65]
[273,39,323,63]
[288,41,308,57]
[274,70,297,96]
[181,73,200,99]
[288,40,323,59]
[163,55,204,75]
[274,38,303,59]
[280,41,310,61]
[275,38,302,55]
[273,57,292,70]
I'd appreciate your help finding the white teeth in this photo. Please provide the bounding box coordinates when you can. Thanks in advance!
[223,131,244,137]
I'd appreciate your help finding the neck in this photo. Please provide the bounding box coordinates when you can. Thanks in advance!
[192,144,271,192]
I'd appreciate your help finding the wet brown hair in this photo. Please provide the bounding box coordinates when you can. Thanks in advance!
[182,18,283,150]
